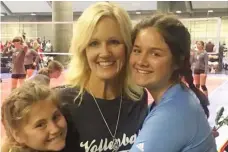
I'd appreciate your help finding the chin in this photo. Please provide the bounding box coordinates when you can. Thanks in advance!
[50,142,66,151]
[134,77,149,87]
[98,72,119,80]
[135,82,149,88]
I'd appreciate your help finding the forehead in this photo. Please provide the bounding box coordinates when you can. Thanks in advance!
[91,17,122,39]
[24,100,57,125]
[136,27,169,49]
[13,41,21,44]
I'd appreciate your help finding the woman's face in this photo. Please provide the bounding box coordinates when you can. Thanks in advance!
[130,27,177,91]
[197,41,204,50]
[85,17,126,81]
[13,41,22,49]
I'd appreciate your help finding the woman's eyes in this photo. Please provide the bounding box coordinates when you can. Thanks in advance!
[88,41,99,47]
[109,40,120,45]
[132,48,141,53]
[88,39,120,47]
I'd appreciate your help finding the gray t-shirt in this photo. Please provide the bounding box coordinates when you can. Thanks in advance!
[3,48,26,74]
[190,50,209,73]
[24,49,40,65]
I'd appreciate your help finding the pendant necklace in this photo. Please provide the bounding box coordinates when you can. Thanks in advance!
[90,91,122,152]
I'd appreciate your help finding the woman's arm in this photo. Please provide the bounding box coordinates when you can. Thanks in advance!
[31,49,40,65]
[2,47,12,57]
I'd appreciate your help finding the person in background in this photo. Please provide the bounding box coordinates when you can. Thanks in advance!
[33,40,44,68]
[2,36,28,90]
[206,40,215,53]
[56,2,148,152]
[24,42,40,78]
[1,81,67,152]
[191,41,209,96]
[0,41,4,52]
[22,32,27,42]
[129,14,216,152]
[45,40,53,52]
[28,60,64,86]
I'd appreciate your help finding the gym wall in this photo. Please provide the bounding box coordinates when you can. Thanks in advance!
[1,15,228,46]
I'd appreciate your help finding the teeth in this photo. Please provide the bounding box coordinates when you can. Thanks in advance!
[137,69,150,74]
[99,62,114,66]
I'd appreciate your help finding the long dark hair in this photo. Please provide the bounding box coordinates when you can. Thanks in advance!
[132,14,209,118]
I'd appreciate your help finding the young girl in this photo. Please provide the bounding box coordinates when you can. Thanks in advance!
[191,41,209,96]
[129,14,216,151]
[38,60,63,79]
[24,42,40,78]
[1,81,67,152]
[28,60,64,86]
[2,36,28,90]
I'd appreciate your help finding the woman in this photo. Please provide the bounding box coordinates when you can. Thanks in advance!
[56,2,148,152]
[129,14,216,151]
[24,42,40,78]
[2,36,28,90]
[191,41,209,96]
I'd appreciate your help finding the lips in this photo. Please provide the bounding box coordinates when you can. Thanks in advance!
[136,68,152,74]
[97,61,115,67]
[47,132,63,142]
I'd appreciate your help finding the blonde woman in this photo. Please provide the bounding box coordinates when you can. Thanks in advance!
[1,82,67,152]
[56,2,148,152]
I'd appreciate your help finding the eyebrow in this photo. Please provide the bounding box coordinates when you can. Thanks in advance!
[133,45,164,51]
[90,36,122,42]
[32,108,59,125]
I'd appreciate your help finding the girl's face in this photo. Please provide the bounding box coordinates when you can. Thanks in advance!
[130,27,178,91]
[15,100,67,151]
[197,41,204,50]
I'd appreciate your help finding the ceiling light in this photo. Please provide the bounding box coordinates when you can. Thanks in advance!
[208,10,213,13]
[31,13,36,16]
[136,11,141,15]
[176,10,182,14]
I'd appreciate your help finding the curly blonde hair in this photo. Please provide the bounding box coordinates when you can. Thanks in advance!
[1,81,59,152]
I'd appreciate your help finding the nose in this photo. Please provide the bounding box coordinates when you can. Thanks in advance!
[99,43,111,57]
[137,52,149,67]
[48,121,61,135]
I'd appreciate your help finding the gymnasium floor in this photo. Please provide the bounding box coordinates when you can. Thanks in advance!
[1,72,228,145]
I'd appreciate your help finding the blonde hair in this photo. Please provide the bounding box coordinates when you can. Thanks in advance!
[1,82,59,152]
[66,2,143,102]
[32,41,40,50]
[37,60,63,77]
[47,60,63,73]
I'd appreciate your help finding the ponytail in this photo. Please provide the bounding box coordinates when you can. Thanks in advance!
[181,57,210,118]
[37,68,49,77]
